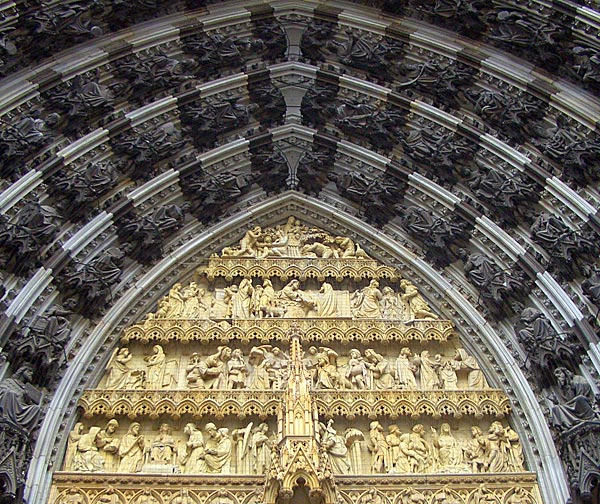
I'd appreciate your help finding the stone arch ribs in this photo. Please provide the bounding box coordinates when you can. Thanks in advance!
[0,1,598,504]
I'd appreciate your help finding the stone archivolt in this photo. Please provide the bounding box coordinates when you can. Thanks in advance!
[50,221,541,504]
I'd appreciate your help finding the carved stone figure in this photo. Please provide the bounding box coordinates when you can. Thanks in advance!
[203,423,232,473]
[317,282,338,317]
[248,347,271,390]
[395,348,417,389]
[431,424,463,471]
[319,420,351,474]
[232,278,254,318]
[98,419,120,471]
[118,205,186,264]
[249,423,271,474]
[583,264,600,307]
[72,426,104,472]
[251,146,289,195]
[228,349,248,389]
[62,247,124,317]
[118,423,145,473]
[277,279,315,317]
[181,423,207,474]
[186,352,204,388]
[49,159,118,222]
[549,367,598,430]
[0,365,42,430]
[202,346,232,389]
[530,212,597,280]
[386,425,402,473]
[300,20,336,63]
[399,424,431,473]
[352,280,383,318]
[486,422,508,473]
[148,423,176,465]
[296,146,335,195]
[453,349,488,389]
[345,428,365,473]
[459,249,525,315]
[464,426,488,473]
[144,345,170,389]
[439,360,459,390]
[249,81,286,127]
[180,96,253,149]
[381,286,402,319]
[419,351,441,389]
[400,280,437,320]
[0,201,61,275]
[64,423,85,470]
[368,421,389,473]
[105,347,144,389]
[315,348,341,390]
[346,349,368,390]
[365,349,395,390]
[112,125,185,181]
[505,427,524,471]
[114,50,192,103]
[0,114,57,179]
[44,75,114,132]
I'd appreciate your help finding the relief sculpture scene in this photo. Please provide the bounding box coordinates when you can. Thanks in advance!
[50,221,542,504]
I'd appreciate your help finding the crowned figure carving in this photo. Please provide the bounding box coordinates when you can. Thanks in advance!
[50,219,541,504]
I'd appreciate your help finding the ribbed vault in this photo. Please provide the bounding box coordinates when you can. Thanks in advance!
[0,1,599,503]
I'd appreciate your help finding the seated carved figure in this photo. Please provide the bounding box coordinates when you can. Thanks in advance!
[549,367,599,430]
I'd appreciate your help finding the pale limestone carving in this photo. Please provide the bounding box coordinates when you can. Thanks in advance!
[105,347,144,389]
[65,422,85,470]
[148,423,176,465]
[98,419,120,471]
[316,347,341,389]
[233,423,253,474]
[204,423,232,473]
[400,279,438,320]
[395,347,417,389]
[277,279,315,317]
[118,423,145,473]
[319,420,351,474]
[249,422,272,474]
[344,428,364,473]
[352,280,383,318]
[181,423,206,474]
[186,353,204,388]
[170,489,195,504]
[399,424,432,473]
[232,277,254,318]
[505,427,524,472]
[431,424,463,472]
[202,346,233,389]
[346,349,368,390]
[72,426,104,472]
[365,349,395,390]
[248,347,271,389]
[439,360,459,390]
[165,283,185,318]
[386,425,402,473]
[419,351,441,389]
[368,420,389,473]
[382,286,402,319]
[464,426,487,473]
[144,345,171,389]
[486,422,508,473]
[229,349,248,389]
[317,282,338,317]
[134,490,161,504]
[453,350,489,389]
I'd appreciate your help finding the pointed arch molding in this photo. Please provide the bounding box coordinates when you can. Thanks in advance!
[0,0,598,503]
[28,193,563,503]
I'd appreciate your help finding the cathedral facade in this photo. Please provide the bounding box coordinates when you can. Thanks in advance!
[0,1,599,504]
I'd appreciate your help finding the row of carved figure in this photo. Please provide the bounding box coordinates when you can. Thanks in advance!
[149,277,437,321]
[64,420,272,475]
[104,345,487,391]
[219,218,370,259]
[63,418,523,476]
[55,486,537,504]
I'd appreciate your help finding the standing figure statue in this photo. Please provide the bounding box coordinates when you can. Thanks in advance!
[204,423,232,473]
[319,420,351,474]
[249,423,272,474]
[118,423,145,473]
[368,421,389,474]
[395,348,417,389]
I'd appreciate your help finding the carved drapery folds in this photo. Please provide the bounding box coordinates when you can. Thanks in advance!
[51,221,540,503]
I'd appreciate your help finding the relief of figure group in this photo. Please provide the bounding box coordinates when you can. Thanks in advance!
[317,419,524,475]
[103,344,487,391]
[64,419,273,475]
[147,276,438,321]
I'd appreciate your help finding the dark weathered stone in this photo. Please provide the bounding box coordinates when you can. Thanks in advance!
[49,160,119,222]
[300,20,337,63]
[334,100,406,152]
[0,202,61,275]
[117,205,187,264]
[60,247,125,318]
[401,125,475,185]
[397,205,470,267]
[296,145,336,195]
[397,60,476,109]
[5,302,75,383]
[530,212,598,281]
[0,114,58,179]
[0,418,33,504]
[181,169,255,224]
[301,82,338,128]
[251,146,290,195]
[458,249,527,316]
[114,50,193,103]
[252,19,287,62]
[180,97,254,150]
[570,46,600,94]
[533,119,600,188]
[44,75,114,134]
[467,163,540,226]
[249,81,286,126]
[112,124,185,181]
